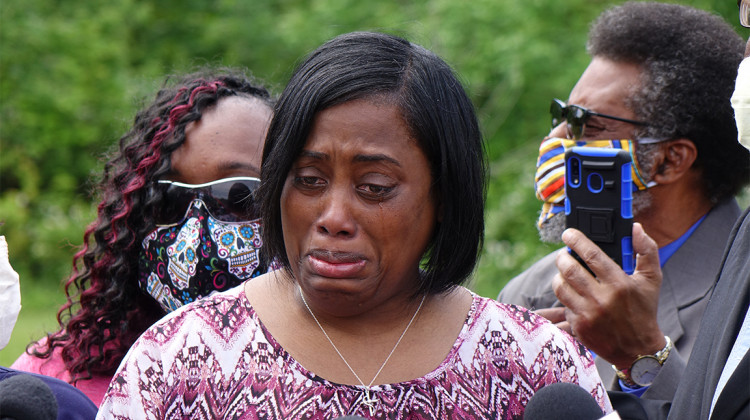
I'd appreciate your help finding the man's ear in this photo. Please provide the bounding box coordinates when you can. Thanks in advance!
[651,138,698,184]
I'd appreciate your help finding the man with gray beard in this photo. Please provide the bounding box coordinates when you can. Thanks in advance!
[498,1,750,401]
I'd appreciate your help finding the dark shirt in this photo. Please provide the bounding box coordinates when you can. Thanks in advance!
[0,366,98,420]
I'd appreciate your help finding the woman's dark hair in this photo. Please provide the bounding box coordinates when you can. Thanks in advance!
[31,67,273,382]
[588,1,750,202]
[259,31,486,296]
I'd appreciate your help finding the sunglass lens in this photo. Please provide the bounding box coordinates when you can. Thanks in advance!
[550,100,566,128]
[567,106,587,140]
[153,178,261,226]
[157,185,196,225]
[209,180,260,222]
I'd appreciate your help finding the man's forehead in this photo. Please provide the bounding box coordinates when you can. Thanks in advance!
[568,57,641,115]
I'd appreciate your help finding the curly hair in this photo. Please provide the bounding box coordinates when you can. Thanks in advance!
[588,1,750,202]
[30,67,273,382]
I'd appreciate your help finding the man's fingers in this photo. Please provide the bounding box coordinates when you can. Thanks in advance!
[534,307,566,323]
[533,307,572,334]
[632,222,661,281]
[556,320,572,335]
[554,247,595,299]
[561,227,628,285]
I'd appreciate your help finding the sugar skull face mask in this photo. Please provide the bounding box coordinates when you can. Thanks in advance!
[138,200,266,312]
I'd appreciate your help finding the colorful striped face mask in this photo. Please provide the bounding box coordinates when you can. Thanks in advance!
[534,137,658,229]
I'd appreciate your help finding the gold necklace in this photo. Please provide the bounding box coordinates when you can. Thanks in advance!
[298,286,426,416]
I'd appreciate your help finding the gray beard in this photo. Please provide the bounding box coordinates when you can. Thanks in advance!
[538,212,567,243]
[537,189,653,244]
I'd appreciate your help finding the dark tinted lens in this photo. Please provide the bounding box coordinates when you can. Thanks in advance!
[157,184,197,225]
[154,178,260,226]
[550,99,566,128]
[207,179,260,222]
[567,106,588,140]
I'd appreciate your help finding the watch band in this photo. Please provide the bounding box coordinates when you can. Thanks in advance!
[613,335,673,387]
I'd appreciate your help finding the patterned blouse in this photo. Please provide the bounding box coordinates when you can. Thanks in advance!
[97,285,611,419]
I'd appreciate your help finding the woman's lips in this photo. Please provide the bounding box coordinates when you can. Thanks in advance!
[306,250,367,279]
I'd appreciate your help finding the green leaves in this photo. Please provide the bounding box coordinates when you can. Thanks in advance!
[0,0,744,297]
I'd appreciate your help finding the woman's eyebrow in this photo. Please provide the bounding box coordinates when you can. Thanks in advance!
[297,150,328,160]
[353,153,401,167]
[218,160,261,173]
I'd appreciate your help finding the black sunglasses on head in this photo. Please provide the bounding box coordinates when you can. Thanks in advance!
[153,177,261,227]
[550,99,650,140]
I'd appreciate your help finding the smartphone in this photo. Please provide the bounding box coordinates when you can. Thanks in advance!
[564,146,635,275]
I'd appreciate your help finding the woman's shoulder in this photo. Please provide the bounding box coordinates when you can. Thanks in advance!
[461,292,581,351]
[469,292,550,325]
[163,282,249,318]
[132,282,257,349]
[434,291,610,412]
[10,339,114,407]
[9,338,68,378]
[10,349,61,374]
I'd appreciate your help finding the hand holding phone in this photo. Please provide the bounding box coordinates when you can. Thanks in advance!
[564,146,634,275]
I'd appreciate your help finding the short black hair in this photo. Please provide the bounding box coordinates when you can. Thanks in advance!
[259,31,486,295]
[588,1,750,202]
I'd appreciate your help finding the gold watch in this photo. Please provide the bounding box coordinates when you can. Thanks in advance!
[614,336,672,387]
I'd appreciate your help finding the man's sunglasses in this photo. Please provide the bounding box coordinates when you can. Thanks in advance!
[153,177,261,227]
[739,0,750,27]
[550,99,649,140]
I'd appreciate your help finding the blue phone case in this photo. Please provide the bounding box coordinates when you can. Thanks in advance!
[564,146,635,275]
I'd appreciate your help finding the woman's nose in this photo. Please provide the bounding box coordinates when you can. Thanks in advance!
[316,187,357,238]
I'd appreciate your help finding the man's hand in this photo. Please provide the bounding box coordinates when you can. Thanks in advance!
[551,223,666,370]
[534,307,571,333]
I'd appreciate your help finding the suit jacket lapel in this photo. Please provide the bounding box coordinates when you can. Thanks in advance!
[710,350,750,419]
[688,208,750,419]
[655,200,740,359]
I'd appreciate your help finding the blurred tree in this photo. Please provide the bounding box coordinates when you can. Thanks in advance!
[0,0,745,304]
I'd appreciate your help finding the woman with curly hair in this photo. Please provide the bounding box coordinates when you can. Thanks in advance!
[11,67,275,406]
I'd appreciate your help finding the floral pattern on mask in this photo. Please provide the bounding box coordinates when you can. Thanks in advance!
[138,200,267,313]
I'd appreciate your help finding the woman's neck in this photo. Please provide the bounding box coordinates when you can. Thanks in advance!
[244,271,472,386]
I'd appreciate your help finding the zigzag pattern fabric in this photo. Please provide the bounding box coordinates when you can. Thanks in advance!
[98,286,610,419]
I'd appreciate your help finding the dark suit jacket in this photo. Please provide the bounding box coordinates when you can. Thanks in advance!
[667,207,750,419]
[610,207,750,420]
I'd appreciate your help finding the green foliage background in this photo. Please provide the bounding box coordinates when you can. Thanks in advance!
[0,0,746,365]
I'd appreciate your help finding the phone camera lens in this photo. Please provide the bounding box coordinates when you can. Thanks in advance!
[569,157,581,187]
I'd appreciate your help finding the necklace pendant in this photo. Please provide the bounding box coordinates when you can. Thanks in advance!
[299,287,426,418]
[361,389,378,416]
